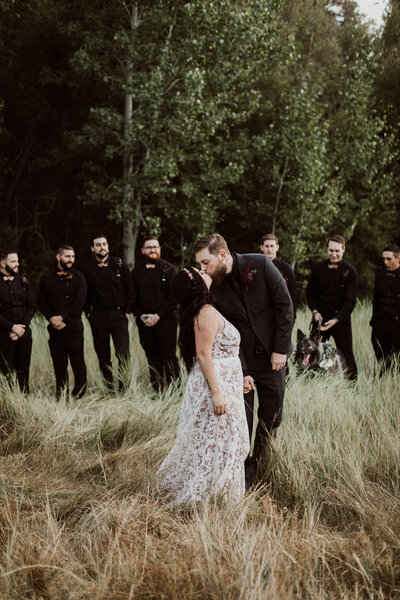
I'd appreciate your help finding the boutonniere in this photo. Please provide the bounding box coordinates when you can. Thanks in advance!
[115,257,123,277]
[57,270,73,280]
[21,275,29,288]
[243,261,257,291]
[162,264,170,282]
[343,269,349,280]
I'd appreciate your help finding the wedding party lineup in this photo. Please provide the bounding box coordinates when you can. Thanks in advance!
[1,233,399,500]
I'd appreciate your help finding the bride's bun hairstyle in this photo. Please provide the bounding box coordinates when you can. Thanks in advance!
[174,266,214,370]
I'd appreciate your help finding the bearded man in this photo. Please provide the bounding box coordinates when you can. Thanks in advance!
[0,250,36,392]
[84,235,134,391]
[38,245,87,398]
[195,234,293,487]
[131,237,179,390]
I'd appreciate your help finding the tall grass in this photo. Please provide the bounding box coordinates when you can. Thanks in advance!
[0,304,399,599]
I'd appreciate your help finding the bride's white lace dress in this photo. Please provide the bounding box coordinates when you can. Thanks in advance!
[156,315,250,504]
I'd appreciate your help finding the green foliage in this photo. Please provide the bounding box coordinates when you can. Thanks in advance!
[0,0,398,287]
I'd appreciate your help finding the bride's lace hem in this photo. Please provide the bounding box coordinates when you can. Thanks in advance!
[156,316,249,506]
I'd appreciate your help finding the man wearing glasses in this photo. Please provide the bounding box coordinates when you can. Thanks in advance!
[131,237,179,391]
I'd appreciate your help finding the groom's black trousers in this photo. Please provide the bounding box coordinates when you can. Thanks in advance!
[244,349,285,460]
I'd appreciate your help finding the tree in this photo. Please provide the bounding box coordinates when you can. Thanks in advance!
[67,0,285,265]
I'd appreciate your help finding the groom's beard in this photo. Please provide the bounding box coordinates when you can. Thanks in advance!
[210,262,227,286]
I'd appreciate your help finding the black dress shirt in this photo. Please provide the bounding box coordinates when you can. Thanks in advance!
[131,259,177,321]
[0,274,36,331]
[38,268,87,321]
[84,256,134,313]
[306,259,358,323]
[225,255,246,307]
[372,267,400,321]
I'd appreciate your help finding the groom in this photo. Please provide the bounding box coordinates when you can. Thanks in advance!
[195,234,293,486]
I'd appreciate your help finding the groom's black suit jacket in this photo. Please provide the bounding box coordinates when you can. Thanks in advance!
[211,253,294,375]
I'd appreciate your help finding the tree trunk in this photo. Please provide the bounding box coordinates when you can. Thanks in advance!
[122,2,139,267]
[123,206,140,269]
[272,155,288,234]
[121,2,174,265]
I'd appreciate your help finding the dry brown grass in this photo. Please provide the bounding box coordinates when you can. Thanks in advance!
[0,303,399,599]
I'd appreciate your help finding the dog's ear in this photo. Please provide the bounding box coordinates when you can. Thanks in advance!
[297,329,306,341]
[310,328,321,343]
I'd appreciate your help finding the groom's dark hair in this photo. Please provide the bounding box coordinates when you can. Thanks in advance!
[194,233,230,256]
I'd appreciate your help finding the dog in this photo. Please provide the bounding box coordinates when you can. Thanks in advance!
[294,325,344,375]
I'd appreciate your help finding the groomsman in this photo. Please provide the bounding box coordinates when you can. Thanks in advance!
[84,235,134,390]
[371,244,400,372]
[131,237,179,390]
[260,233,297,321]
[38,245,87,398]
[0,250,36,392]
[306,235,358,380]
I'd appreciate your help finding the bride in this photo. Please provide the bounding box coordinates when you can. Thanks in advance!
[156,266,249,504]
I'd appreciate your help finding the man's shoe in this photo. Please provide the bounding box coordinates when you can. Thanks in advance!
[245,457,257,490]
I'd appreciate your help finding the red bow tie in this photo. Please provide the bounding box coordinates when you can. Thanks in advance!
[386,272,396,278]
[97,262,108,268]
[2,275,14,281]
[328,264,339,269]
[57,271,67,276]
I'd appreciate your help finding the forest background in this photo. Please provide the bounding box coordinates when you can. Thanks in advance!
[0,0,399,300]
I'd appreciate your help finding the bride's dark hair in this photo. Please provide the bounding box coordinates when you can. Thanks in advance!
[174,266,215,371]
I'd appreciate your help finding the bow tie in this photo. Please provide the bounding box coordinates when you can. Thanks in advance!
[2,275,14,281]
[145,263,156,269]
[97,262,108,268]
[328,264,339,269]
[57,270,68,276]
[386,272,396,278]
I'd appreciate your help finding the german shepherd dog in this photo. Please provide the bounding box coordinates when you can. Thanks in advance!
[295,323,344,375]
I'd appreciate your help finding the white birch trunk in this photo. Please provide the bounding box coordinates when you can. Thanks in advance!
[122,2,139,268]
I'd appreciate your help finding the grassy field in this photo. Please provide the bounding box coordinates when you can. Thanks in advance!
[0,301,399,599]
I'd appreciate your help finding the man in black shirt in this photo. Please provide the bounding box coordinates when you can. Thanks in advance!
[85,235,134,391]
[0,250,36,392]
[260,233,296,322]
[38,245,87,398]
[131,237,179,390]
[306,235,358,380]
[371,244,400,372]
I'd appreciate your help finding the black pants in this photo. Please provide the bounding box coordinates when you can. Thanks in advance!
[48,319,86,398]
[0,326,32,392]
[138,321,179,390]
[322,320,358,380]
[244,350,285,461]
[372,320,400,372]
[89,309,130,389]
